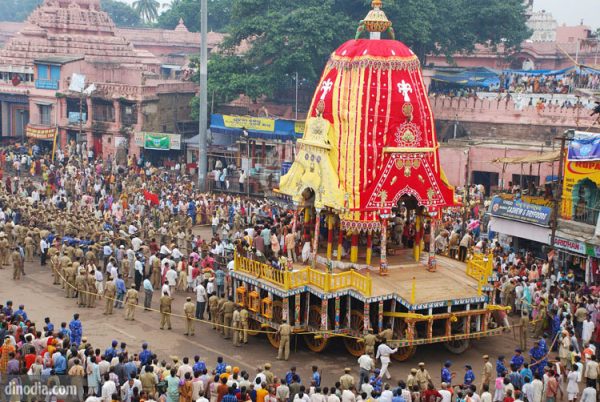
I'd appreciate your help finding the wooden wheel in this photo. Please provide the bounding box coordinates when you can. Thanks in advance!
[343,310,366,357]
[266,330,280,348]
[303,305,329,353]
[444,318,470,354]
[271,301,283,324]
[391,319,417,362]
[247,318,261,336]
[444,338,470,354]
[265,300,284,348]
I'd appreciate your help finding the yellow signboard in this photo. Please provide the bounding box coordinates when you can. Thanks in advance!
[222,115,275,132]
[26,125,57,140]
[294,120,306,135]
[561,160,600,219]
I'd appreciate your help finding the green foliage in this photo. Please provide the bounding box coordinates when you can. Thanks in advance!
[191,0,531,112]
[0,0,42,22]
[100,0,141,27]
[133,0,160,23]
[156,0,231,32]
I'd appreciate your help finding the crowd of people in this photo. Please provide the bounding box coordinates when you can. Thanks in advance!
[0,143,599,402]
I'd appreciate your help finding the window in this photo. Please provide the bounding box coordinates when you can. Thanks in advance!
[92,100,115,122]
[39,105,52,125]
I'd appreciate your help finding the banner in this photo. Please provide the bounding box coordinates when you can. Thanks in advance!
[553,236,586,254]
[489,196,552,226]
[561,160,600,219]
[26,125,56,140]
[294,120,305,135]
[568,131,600,162]
[143,190,159,206]
[144,134,170,150]
[222,115,275,132]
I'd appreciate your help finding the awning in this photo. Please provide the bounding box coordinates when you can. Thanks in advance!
[493,150,561,164]
[210,114,302,142]
[489,216,551,244]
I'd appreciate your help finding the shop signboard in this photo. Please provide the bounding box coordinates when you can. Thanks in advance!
[489,196,552,226]
[553,236,586,254]
[568,131,600,162]
[222,115,275,132]
[144,134,170,150]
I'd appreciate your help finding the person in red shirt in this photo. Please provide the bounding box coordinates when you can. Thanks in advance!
[217,377,229,402]
[502,389,514,402]
[421,383,442,402]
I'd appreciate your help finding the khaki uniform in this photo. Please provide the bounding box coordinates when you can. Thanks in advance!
[363,333,377,355]
[64,265,76,298]
[50,254,61,284]
[519,310,530,351]
[12,250,22,280]
[415,369,431,390]
[104,281,116,315]
[232,309,241,346]
[239,308,249,344]
[277,322,292,361]
[378,329,393,342]
[160,295,173,329]
[209,295,219,329]
[75,273,87,307]
[339,373,355,390]
[151,258,161,289]
[124,288,138,320]
[222,300,235,339]
[0,238,10,266]
[86,274,96,307]
[481,361,493,389]
[24,236,34,262]
[183,301,196,336]
[217,298,226,334]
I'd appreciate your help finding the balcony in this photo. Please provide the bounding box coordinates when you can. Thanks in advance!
[573,205,600,226]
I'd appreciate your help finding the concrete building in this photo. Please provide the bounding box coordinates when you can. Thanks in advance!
[0,0,205,158]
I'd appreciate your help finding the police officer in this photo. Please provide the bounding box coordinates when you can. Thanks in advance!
[208,294,219,330]
[239,306,249,344]
[11,247,22,280]
[222,298,235,339]
[363,328,377,356]
[217,297,226,334]
[184,297,196,336]
[232,306,241,347]
[124,284,139,321]
[76,269,88,307]
[277,318,292,361]
[104,276,117,315]
[160,291,173,330]
[64,263,76,299]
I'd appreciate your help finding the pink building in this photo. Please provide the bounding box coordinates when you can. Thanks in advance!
[0,0,201,158]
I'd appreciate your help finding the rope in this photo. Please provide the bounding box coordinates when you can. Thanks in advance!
[48,267,542,345]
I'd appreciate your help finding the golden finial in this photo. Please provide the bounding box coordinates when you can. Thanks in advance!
[355,0,394,39]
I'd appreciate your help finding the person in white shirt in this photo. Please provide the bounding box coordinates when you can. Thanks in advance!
[439,383,452,402]
[327,389,340,402]
[166,267,178,293]
[582,316,595,345]
[194,283,207,319]
[379,384,393,402]
[357,353,373,387]
[131,237,143,251]
[101,373,118,401]
[376,342,397,380]
[177,357,194,379]
[360,378,373,399]
[341,388,356,402]
[580,384,597,402]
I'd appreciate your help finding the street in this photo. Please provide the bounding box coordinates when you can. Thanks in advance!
[1,255,526,387]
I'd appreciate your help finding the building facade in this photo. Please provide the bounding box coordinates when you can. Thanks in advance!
[0,0,202,158]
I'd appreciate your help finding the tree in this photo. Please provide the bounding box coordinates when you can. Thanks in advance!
[100,0,141,27]
[133,0,160,23]
[156,0,231,32]
[203,0,532,107]
[0,0,42,22]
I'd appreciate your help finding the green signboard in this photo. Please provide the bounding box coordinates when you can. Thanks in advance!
[144,134,170,150]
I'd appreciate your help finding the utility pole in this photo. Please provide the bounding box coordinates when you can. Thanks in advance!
[550,129,574,248]
[294,71,299,121]
[197,0,208,191]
